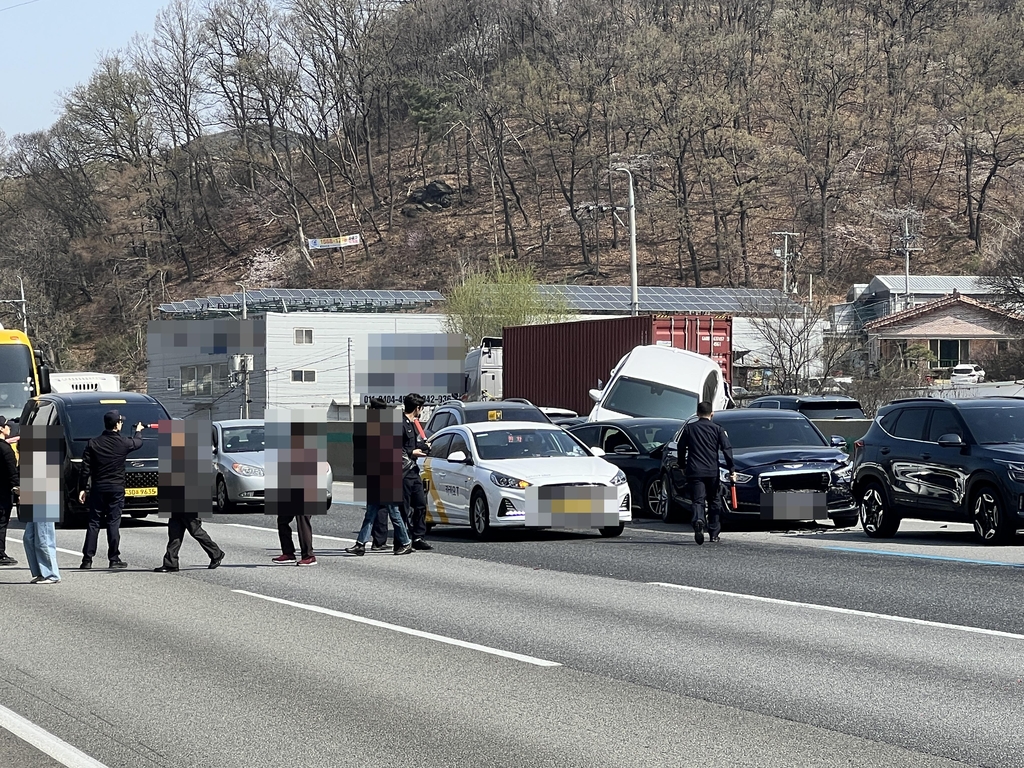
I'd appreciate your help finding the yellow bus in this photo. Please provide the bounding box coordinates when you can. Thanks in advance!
[0,326,50,423]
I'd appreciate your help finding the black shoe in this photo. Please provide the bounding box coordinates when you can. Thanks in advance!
[79,559,93,570]
[394,543,413,555]
[710,536,721,543]
[209,553,225,569]
[370,542,388,551]
[153,565,178,572]
[411,539,433,551]
[693,521,705,545]
[344,543,366,556]
[109,559,128,569]
[0,555,17,567]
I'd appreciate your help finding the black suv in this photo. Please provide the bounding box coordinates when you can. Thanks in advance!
[852,397,1024,543]
[20,391,170,526]
[424,399,551,436]
[747,395,865,419]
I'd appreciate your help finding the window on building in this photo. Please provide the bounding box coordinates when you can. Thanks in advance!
[929,339,969,368]
[213,363,231,395]
[294,329,314,345]
[291,369,316,383]
[181,364,230,398]
[998,340,1010,353]
[180,366,198,397]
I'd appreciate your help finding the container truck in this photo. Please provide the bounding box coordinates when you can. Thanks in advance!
[503,315,732,417]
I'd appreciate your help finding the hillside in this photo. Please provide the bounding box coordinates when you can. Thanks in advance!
[2,0,1023,388]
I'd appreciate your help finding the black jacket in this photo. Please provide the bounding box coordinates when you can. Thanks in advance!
[79,430,144,493]
[0,440,18,508]
[402,415,428,475]
[678,418,734,478]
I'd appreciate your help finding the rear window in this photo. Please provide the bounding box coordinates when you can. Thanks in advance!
[463,407,549,424]
[952,366,974,375]
[798,402,866,420]
[603,377,699,419]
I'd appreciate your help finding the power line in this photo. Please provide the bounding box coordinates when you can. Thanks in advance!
[0,0,43,13]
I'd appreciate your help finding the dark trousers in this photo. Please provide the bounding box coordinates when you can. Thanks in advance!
[163,514,223,568]
[83,489,125,562]
[689,476,723,539]
[0,504,10,557]
[278,515,313,559]
[371,501,411,546]
[404,471,428,540]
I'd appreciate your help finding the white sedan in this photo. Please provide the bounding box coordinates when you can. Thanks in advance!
[419,421,631,538]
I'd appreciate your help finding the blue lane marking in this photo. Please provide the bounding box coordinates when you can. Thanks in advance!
[823,546,1024,568]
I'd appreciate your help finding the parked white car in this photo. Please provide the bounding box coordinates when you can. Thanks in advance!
[950,364,986,385]
[419,421,631,538]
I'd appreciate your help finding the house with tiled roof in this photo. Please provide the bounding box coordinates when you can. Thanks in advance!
[863,291,1023,369]
[833,275,1000,332]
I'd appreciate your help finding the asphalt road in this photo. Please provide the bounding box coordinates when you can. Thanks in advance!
[1,500,1022,767]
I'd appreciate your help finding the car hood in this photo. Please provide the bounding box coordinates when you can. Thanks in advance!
[482,456,620,484]
[980,444,1024,461]
[734,447,847,471]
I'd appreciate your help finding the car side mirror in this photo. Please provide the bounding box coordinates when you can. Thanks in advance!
[590,447,606,457]
[937,434,964,448]
[613,444,638,455]
[830,435,847,448]
[447,450,471,464]
[588,388,603,402]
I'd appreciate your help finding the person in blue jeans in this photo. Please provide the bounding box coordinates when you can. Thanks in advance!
[23,521,61,584]
[344,398,413,557]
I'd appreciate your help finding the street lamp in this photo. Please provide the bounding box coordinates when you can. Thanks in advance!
[613,167,639,317]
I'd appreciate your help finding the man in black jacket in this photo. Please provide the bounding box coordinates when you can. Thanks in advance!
[0,417,20,567]
[401,394,432,551]
[77,410,144,569]
[677,401,735,545]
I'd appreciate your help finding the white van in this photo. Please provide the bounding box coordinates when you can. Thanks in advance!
[586,345,728,422]
[47,371,121,394]
[464,337,503,400]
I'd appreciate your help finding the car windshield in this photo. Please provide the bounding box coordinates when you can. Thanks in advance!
[0,344,35,421]
[630,424,681,452]
[221,426,265,453]
[473,428,590,460]
[64,402,168,458]
[799,402,865,420]
[464,408,549,424]
[603,377,699,419]
[960,405,1024,444]
[720,417,827,450]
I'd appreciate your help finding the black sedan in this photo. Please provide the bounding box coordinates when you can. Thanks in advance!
[569,419,685,516]
[658,410,858,527]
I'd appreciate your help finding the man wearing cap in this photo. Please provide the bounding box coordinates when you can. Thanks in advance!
[0,417,20,567]
[77,410,144,569]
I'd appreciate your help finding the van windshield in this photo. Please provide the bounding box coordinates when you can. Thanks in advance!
[603,377,699,419]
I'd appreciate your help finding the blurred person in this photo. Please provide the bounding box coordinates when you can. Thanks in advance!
[676,401,735,545]
[78,410,144,569]
[402,393,433,551]
[345,399,413,557]
[20,423,61,584]
[269,417,323,567]
[0,416,18,567]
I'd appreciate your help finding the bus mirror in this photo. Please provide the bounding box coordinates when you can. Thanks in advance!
[38,363,51,395]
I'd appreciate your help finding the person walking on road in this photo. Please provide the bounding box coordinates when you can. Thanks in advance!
[0,417,20,567]
[78,410,144,569]
[401,394,432,551]
[677,401,735,545]
[154,514,225,572]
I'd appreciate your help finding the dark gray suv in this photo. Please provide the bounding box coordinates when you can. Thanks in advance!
[851,397,1024,544]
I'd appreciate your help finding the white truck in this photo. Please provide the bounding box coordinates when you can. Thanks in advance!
[463,337,503,401]
[47,371,121,394]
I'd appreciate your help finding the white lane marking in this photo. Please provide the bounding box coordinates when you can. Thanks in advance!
[219,523,356,544]
[0,703,110,768]
[233,589,561,668]
[650,582,1024,641]
[5,535,79,558]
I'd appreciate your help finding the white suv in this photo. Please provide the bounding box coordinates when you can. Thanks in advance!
[950,364,985,385]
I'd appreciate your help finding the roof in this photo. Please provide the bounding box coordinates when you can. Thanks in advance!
[866,275,991,296]
[443,420,565,433]
[715,408,813,419]
[863,293,1023,331]
[38,391,159,405]
[213,419,264,427]
[748,395,860,405]
[537,285,801,314]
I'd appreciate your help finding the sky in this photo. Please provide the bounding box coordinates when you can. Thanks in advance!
[0,0,170,138]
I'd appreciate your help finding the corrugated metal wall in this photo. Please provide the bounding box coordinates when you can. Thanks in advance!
[504,315,733,416]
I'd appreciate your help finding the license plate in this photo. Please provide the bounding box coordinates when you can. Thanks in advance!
[125,487,157,498]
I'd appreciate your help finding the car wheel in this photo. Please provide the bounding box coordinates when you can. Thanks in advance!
[599,522,625,537]
[470,490,491,540]
[970,486,1013,544]
[859,482,901,537]
[658,474,683,524]
[832,514,859,529]
[215,477,237,514]
[326,498,333,512]
[643,475,662,517]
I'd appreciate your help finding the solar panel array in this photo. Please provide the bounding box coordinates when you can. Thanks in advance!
[159,288,444,316]
[536,285,801,314]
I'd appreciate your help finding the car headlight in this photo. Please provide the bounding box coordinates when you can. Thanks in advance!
[490,472,531,489]
[833,463,853,482]
[720,467,753,484]
[611,469,627,486]
[231,463,264,477]
[995,460,1024,483]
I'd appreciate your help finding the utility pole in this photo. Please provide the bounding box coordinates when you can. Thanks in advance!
[232,354,253,419]
[242,355,251,419]
[893,217,922,311]
[613,167,639,316]
[0,276,29,333]
[236,282,248,320]
[347,337,354,421]
[771,232,800,294]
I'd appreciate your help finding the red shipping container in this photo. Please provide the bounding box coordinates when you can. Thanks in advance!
[504,315,732,417]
